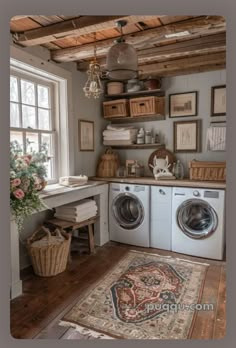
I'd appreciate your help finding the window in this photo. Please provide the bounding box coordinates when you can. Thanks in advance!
[10,69,58,183]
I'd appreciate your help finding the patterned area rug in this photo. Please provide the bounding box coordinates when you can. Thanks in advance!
[60,250,208,339]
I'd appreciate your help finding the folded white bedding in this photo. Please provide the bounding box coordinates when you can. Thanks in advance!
[103,140,134,145]
[106,125,136,131]
[54,211,97,222]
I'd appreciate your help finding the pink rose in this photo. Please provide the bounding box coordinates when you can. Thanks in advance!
[13,189,25,200]
[11,178,21,187]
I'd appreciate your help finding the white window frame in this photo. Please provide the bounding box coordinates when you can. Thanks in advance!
[10,45,74,184]
[10,68,58,184]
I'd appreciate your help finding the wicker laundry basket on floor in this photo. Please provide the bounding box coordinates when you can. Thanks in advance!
[27,226,71,277]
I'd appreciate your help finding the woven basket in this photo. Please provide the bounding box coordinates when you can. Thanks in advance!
[96,148,120,177]
[27,226,71,277]
[189,160,226,181]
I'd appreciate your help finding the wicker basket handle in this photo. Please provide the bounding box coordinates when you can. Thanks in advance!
[105,147,114,155]
[27,226,51,245]
[54,228,65,240]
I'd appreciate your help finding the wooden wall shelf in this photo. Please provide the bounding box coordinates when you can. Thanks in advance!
[104,143,165,149]
[105,114,165,123]
[104,89,165,98]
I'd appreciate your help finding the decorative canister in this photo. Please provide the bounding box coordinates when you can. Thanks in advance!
[143,77,162,90]
[107,82,124,95]
[126,79,143,93]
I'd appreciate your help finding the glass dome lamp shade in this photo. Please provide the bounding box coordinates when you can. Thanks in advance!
[106,41,138,80]
[106,20,138,80]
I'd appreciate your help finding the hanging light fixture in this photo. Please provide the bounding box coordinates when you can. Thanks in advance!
[106,20,138,80]
[83,34,103,99]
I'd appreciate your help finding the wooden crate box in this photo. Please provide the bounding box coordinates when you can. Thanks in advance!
[130,96,165,117]
[103,99,129,118]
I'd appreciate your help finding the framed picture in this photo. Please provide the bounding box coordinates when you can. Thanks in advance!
[211,85,226,116]
[174,120,201,152]
[169,91,198,118]
[79,120,94,151]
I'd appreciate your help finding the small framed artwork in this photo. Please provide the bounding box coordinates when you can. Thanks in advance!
[169,91,198,118]
[174,120,201,153]
[211,85,226,116]
[79,120,94,151]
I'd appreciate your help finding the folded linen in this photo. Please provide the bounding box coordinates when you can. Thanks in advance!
[106,125,136,131]
[103,140,134,146]
[103,129,138,137]
[56,205,97,216]
[54,211,97,222]
[56,199,97,210]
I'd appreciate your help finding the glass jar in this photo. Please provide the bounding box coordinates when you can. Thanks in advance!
[145,131,152,144]
[174,160,184,179]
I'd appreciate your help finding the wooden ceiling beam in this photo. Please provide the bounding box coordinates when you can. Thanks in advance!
[51,16,225,62]
[138,52,226,77]
[76,33,226,70]
[153,63,226,77]
[12,15,160,46]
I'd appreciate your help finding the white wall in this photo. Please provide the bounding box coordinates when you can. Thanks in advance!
[116,70,226,176]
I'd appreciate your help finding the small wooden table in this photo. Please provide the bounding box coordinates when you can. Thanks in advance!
[46,216,98,254]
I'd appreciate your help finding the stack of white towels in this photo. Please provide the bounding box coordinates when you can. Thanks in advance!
[54,199,98,222]
[59,175,88,187]
[103,125,138,146]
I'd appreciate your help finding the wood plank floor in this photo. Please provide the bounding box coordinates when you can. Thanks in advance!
[10,242,226,339]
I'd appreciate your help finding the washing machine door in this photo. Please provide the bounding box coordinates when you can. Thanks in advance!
[112,193,144,230]
[177,199,218,239]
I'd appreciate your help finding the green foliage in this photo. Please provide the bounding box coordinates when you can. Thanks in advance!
[10,141,48,232]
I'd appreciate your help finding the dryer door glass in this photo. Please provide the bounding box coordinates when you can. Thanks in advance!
[177,199,218,239]
[112,193,144,230]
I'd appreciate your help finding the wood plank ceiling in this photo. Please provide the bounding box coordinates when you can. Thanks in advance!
[10,15,226,77]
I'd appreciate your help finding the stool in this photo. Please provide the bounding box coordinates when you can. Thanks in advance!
[46,216,98,255]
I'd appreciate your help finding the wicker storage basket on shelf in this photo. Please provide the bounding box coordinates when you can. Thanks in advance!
[189,160,226,181]
[27,226,71,277]
[96,148,120,177]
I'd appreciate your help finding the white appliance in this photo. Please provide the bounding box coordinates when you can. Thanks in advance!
[172,187,225,260]
[150,186,172,250]
[109,183,150,247]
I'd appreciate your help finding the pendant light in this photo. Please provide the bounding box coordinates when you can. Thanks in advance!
[83,34,103,99]
[106,20,138,80]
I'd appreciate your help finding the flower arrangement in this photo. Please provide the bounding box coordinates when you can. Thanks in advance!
[10,141,49,231]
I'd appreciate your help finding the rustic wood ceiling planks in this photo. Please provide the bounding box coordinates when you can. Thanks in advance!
[10,15,226,77]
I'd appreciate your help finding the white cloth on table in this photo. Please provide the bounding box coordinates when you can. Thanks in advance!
[206,126,226,151]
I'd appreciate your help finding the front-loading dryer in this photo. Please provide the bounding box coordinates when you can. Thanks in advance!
[172,187,225,260]
[109,183,150,247]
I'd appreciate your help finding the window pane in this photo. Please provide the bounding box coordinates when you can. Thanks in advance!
[26,132,39,153]
[10,76,19,102]
[38,85,49,108]
[41,133,53,155]
[10,103,20,127]
[38,109,50,130]
[44,158,52,180]
[22,105,36,128]
[21,79,35,105]
[10,131,23,149]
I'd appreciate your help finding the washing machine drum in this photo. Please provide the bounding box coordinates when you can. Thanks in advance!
[177,199,218,239]
[112,193,144,230]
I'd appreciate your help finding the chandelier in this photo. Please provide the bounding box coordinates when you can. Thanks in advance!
[106,20,138,80]
[83,36,103,99]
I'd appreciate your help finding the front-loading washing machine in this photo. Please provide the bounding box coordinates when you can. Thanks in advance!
[109,183,150,247]
[172,187,225,260]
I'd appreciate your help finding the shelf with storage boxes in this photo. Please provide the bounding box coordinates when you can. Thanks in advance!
[102,95,165,121]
